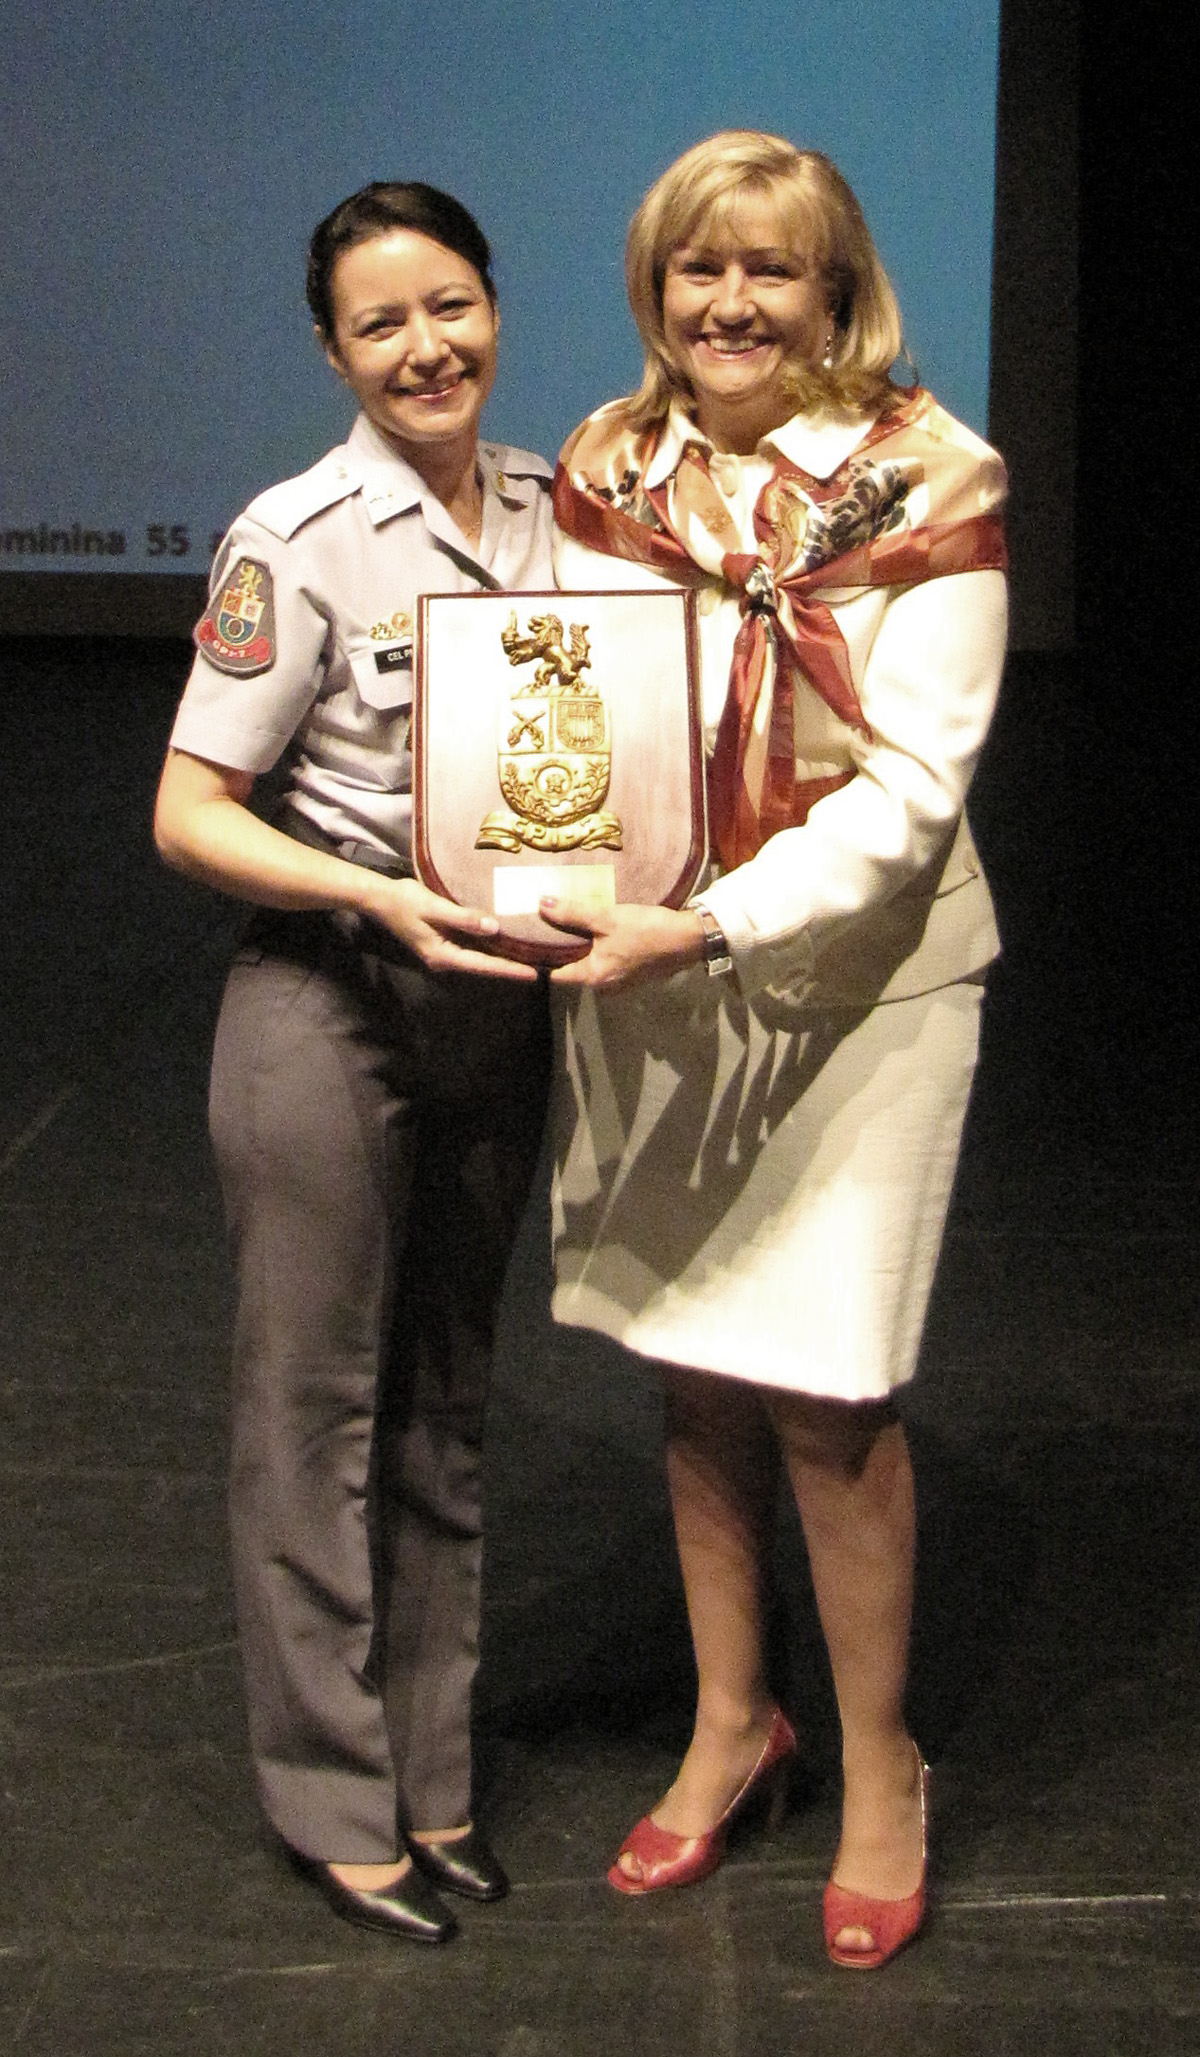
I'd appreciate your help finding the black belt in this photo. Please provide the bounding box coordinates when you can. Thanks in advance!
[278,807,414,879]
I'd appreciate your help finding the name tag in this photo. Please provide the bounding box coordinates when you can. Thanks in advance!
[375,642,412,674]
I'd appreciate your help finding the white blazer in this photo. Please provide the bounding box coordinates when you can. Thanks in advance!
[553,401,1008,1009]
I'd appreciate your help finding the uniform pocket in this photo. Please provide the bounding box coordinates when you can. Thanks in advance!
[347,639,414,713]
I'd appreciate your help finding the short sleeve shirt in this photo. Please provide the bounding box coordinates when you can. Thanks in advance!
[171,414,555,861]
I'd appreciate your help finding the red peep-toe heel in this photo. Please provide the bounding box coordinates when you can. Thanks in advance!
[822,1750,930,1970]
[608,1708,797,1896]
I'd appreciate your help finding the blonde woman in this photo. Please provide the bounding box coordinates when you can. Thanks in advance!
[544,132,1007,1968]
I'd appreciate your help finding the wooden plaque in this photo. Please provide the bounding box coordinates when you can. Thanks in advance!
[414,589,705,964]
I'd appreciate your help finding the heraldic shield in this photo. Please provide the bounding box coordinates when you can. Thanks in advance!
[414,590,704,963]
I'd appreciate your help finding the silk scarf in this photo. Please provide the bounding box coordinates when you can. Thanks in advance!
[553,388,1007,870]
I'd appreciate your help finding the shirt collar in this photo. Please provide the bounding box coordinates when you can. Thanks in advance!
[346,414,426,524]
[644,398,876,488]
[477,441,549,507]
[765,409,876,479]
[345,416,544,531]
[643,404,702,489]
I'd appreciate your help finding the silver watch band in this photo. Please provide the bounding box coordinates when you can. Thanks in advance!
[693,905,733,978]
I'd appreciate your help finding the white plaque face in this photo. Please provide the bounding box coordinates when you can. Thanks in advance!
[414,590,705,963]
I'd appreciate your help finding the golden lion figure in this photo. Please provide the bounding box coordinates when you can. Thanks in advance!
[500,610,593,693]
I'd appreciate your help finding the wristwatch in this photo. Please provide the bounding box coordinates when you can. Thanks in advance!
[693,904,733,979]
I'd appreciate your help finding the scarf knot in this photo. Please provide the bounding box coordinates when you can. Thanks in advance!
[732,557,779,617]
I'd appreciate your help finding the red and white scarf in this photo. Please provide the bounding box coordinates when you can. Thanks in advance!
[553,388,1007,870]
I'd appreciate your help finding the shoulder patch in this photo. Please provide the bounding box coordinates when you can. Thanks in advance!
[195,557,277,676]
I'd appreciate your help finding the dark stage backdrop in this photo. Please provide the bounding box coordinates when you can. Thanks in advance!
[1,0,1001,633]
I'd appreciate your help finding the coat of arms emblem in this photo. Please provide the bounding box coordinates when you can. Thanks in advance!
[475,611,623,854]
[195,555,276,675]
[414,587,704,964]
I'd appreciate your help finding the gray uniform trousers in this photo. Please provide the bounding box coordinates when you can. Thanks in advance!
[208,899,550,1862]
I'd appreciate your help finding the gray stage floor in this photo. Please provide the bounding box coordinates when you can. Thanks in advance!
[1,640,1196,2054]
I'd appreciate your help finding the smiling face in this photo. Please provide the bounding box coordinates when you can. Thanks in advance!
[322,227,499,473]
[660,191,833,453]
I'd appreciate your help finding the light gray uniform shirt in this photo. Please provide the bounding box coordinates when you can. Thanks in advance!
[172,413,555,862]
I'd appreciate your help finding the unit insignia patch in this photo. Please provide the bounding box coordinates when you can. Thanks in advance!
[196,558,277,675]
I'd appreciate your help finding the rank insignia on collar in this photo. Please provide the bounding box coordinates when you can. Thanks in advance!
[196,557,276,675]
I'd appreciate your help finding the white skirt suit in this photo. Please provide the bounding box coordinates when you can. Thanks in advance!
[550,400,1008,1401]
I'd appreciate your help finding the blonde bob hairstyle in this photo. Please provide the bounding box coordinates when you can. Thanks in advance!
[623,130,909,432]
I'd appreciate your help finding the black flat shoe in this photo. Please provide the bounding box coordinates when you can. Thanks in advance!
[410,1826,509,1902]
[289,1851,457,1941]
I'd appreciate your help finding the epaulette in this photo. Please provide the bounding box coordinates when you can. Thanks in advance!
[482,443,553,483]
[246,446,363,541]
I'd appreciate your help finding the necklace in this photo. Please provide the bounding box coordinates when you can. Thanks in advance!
[457,468,484,544]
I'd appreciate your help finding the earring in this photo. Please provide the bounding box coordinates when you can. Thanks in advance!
[822,331,834,369]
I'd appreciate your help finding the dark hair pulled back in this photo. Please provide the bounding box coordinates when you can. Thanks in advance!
[306,182,495,339]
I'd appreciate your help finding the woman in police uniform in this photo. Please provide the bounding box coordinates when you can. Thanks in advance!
[155,183,553,1941]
